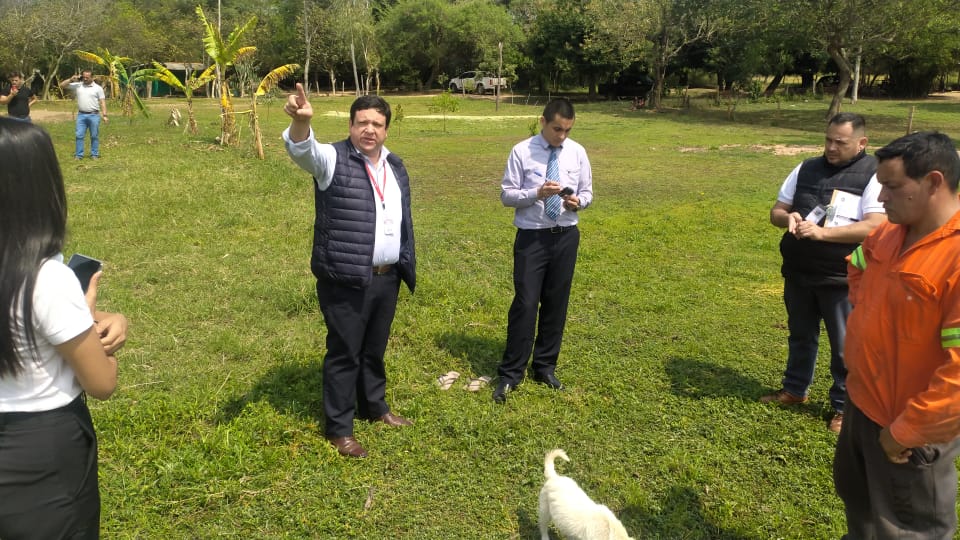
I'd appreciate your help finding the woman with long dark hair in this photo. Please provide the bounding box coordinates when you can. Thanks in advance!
[0,117,126,538]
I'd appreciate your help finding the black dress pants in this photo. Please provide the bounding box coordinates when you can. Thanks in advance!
[317,269,400,438]
[498,226,579,384]
[0,395,100,540]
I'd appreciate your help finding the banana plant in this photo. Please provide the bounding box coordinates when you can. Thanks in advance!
[251,63,299,159]
[196,5,257,146]
[122,67,154,119]
[149,62,217,134]
[74,48,149,118]
[73,48,130,98]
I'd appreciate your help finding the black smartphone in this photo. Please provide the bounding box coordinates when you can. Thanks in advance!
[560,187,574,196]
[67,254,102,293]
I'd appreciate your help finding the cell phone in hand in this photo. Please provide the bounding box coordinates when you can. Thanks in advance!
[560,187,574,196]
[67,254,102,293]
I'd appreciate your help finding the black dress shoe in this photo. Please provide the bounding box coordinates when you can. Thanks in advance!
[532,373,565,390]
[492,381,513,403]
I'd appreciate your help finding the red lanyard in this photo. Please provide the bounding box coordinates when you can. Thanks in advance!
[364,163,387,210]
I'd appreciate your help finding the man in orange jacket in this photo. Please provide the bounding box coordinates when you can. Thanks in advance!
[835,131,960,538]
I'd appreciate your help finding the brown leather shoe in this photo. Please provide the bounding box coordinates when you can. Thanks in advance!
[327,436,368,458]
[829,413,844,433]
[376,412,413,427]
[759,389,808,405]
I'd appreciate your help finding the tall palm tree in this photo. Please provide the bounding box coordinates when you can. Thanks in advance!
[149,62,217,134]
[195,5,257,146]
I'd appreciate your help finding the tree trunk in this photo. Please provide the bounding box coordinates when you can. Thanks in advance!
[763,73,784,96]
[251,96,264,160]
[42,50,69,100]
[186,97,199,135]
[851,49,862,104]
[220,81,237,146]
[350,40,360,96]
[586,73,597,99]
[425,64,441,94]
[826,41,853,119]
[650,32,668,110]
[302,0,311,93]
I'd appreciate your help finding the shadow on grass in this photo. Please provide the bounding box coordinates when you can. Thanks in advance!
[649,102,953,141]
[664,356,831,422]
[664,356,766,401]
[435,331,502,377]
[516,506,539,539]
[624,485,754,539]
[217,358,324,425]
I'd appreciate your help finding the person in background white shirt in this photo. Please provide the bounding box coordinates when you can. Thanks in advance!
[762,112,886,433]
[0,118,127,538]
[282,85,416,459]
[58,69,108,160]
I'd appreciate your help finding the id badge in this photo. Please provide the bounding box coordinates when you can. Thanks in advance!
[384,218,395,236]
[804,205,827,224]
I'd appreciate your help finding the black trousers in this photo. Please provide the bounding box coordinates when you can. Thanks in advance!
[316,269,400,438]
[0,395,100,540]
[498,226,580,384]
[834,400,960,539]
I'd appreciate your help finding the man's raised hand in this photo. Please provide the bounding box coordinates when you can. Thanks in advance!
[284,83,313,121]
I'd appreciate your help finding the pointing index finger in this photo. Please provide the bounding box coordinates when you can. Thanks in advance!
[295,83,307,105]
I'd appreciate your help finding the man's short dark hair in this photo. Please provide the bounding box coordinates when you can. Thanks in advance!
[542,98,575,123]
[828,112,866,133]
[875,131,960,192]
[7,71,23,80]
[350,95,391,128]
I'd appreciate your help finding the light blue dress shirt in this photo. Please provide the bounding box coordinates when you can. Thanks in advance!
[500,132,593,229]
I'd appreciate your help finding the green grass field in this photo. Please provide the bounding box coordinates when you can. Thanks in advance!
[32,90,960,538]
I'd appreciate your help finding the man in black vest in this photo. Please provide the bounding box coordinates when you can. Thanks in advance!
[762,113,886,433]
[282,84,416,458]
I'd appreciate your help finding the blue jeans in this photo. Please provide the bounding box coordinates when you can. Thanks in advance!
[782,278,850,412]
[75,113,101,158]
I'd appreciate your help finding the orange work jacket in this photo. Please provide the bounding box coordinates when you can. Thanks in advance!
[845,210,960,448]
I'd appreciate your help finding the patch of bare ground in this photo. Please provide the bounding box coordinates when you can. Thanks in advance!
[24,110,75,122]
[679,144,820,155]
[929,92,960,101]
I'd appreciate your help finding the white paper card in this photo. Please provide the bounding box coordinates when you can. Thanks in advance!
[805,205,827,223]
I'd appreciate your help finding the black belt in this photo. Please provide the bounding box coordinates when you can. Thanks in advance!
[78,110,98,114]
[372,264,395,275]
[524,225,577,234]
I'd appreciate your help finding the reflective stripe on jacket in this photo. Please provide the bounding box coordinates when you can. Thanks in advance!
[845,210,960,447]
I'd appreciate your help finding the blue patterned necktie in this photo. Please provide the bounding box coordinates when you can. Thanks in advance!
[544,146,562,220]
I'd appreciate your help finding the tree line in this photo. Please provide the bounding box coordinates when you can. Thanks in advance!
[2,0,959,117]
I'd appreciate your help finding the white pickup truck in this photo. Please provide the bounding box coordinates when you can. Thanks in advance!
[448,71,508,94]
